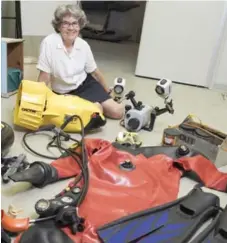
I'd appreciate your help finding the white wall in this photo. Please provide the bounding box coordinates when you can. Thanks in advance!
[21,1,79,36]
[211,4,227,89]
[135,1,226,87]
[214,32,227,86]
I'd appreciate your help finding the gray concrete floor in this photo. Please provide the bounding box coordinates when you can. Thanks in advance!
[1,40,227,231]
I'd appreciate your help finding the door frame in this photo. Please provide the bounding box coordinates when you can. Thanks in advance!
[206,1,227,89]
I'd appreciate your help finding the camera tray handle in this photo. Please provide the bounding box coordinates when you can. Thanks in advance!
[144,100,174,132]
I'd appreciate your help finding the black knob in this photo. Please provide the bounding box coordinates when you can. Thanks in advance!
[77,224,85,232]
[124,160,133,168]
[125,91,135,99]
[177,145,190,156]
[119,160,135,171]
[128,91,135,97]
[125,105,132,112]
[128,118,140,131]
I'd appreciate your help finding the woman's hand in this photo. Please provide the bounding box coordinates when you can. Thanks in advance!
[37,71,51,86]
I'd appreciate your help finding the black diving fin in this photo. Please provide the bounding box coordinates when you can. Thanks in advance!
[97,187,220,243]
[190,205,227,243]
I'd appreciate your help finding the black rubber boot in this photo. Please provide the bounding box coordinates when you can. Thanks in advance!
[1,228,11,243]
[18,220,74,243]
[9,161,58,188]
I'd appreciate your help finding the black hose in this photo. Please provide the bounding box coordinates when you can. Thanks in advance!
[22,131,59,160]
[60,114,89,206]
[22,114,89,207]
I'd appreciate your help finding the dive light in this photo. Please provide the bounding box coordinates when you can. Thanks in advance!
[155,78,172,99]
[112,77,126,102]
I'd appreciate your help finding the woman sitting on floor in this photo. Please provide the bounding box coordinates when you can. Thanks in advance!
[37,4,124,119]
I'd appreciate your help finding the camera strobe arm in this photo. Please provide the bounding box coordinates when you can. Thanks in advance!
[125,91,141,110]
[145,100,174,132]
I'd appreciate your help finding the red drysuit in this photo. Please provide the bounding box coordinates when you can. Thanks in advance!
[16,138,227,243]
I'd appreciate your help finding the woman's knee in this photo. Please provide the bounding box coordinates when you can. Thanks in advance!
[113,103,124,119]
[104,102,124,119]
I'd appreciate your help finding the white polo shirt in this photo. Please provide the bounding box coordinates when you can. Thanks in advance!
[36,33,97,93]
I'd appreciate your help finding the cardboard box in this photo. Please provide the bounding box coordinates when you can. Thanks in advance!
[162,115,227,168]
[1,38,24,98]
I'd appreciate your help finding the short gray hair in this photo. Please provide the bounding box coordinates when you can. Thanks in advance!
[51,4,87,32]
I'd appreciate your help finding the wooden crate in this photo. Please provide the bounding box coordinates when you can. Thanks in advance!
[1,38,24,98]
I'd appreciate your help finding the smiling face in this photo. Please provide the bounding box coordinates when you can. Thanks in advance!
[59,15,80,43]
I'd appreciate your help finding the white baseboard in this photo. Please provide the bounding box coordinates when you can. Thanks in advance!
[24,56,38,64]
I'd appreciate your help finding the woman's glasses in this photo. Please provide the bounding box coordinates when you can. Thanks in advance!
[61,21,79,28]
